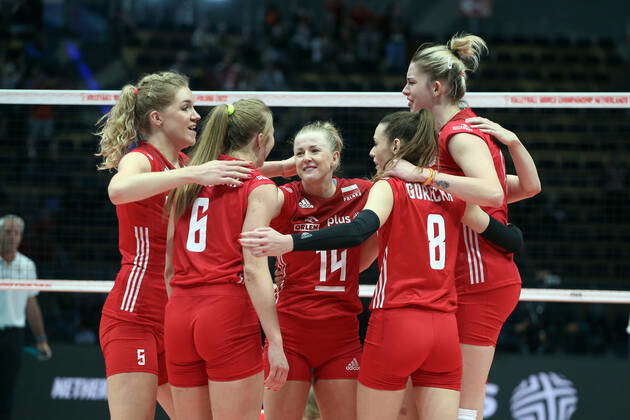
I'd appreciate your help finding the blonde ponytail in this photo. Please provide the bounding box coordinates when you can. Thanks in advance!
[95,85,138,170]
[166,99,273,221]
[447,33,488,73]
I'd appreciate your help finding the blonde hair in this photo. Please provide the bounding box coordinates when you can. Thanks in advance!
[374,110,437,180]
[167,99,273,220]
[294,121,344,170]
[95,71,189,170]
[411,33,487,103]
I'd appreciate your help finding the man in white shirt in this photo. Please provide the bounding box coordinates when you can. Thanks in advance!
[0,214,52,418]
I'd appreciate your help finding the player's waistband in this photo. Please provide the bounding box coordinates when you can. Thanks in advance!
[171,282,248,297]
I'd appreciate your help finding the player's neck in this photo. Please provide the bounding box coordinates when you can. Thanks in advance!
[230,149,256,163]
[302,177,337,198]
[146,136,180,167]
[433,103,461,131]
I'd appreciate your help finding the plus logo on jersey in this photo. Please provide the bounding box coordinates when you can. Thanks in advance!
[327,215,352,226]
[341,184,362,201]
[298,198,314,208]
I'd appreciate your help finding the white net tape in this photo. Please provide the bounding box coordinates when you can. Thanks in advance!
[1,280,629,304]
[1,90,629,108]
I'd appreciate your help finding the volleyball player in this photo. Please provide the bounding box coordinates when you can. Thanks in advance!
[96,71,257,419]
[163,99,288,420]
[240,110,524,420]
[400,34,541,420]
[262,121,374,420]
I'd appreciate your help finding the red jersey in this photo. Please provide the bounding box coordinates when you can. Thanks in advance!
[371,178,466,312]
[271,178,372,320]
[437,108,521,294]
[170,156,275,291]
[102,142,188,327]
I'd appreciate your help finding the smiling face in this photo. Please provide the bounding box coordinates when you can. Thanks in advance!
[369,123,395,172]
[402,62,435,112]
[294,130,339,185]
[157,86,201,150]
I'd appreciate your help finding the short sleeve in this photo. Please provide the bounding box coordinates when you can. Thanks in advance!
[443,122,487,147]
[247,173,276,194]
[271,183,298,230]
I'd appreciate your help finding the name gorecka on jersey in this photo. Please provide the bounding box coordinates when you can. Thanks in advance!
[405,183,454,202]
[341,184,362,201]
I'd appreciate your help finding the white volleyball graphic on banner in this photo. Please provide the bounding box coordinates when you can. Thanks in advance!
[510,372,578,420]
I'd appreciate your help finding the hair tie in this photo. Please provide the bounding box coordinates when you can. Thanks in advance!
[459,71,465,77]
[133,87,139,95]
[226,104,235,115]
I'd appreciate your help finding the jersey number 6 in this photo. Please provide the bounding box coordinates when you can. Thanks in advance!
[186,198,210,252]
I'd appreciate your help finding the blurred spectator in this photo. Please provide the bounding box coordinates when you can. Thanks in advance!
[25,67,56,160]
[0,214,52,419]
[384,23,407,71]
[255,62,288,91]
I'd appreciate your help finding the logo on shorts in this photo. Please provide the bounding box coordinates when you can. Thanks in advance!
[137,349,146,366]
[345,358,360,371]
[510,372,578,420]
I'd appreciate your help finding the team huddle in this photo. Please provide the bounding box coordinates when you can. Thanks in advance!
[96,33,540,420]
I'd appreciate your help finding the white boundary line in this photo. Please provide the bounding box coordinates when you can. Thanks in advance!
[1,90,629,108]
[2,280,630,303]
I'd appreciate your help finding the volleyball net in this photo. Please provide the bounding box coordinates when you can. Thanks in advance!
[1,90,629,306]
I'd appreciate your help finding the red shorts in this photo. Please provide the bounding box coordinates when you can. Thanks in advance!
[456,283,521,346]
[99,314,168,385]
[164,285,263,387]
[359,308,461,391]
[264,314,361,382]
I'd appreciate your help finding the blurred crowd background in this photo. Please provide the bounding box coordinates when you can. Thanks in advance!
[1,0,629,357]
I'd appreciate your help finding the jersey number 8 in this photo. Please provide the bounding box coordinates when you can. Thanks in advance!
[427,214,445,270]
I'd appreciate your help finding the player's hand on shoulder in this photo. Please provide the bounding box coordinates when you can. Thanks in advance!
[191,159,253,186]
[384,159,427,183]
[466,116,520,148]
